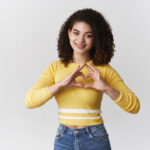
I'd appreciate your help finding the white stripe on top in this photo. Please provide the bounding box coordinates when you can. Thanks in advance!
[58,108,102,114]
[58,108,102,120]
[59,116,101,120]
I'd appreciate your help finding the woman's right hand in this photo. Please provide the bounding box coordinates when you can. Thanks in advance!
[60,63,86,88]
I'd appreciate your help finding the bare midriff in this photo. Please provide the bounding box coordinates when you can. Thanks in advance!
[62,124,89,129]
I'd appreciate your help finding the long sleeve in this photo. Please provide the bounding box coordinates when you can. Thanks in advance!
[24,63,55,108]
[104,64,140,114]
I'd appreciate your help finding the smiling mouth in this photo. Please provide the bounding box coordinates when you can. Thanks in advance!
[75,43,86,49]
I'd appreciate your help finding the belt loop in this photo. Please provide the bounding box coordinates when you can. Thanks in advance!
[61,124,66,134]
[86,126,90,134]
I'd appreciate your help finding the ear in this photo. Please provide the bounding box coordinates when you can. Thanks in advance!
[68,29,71,39]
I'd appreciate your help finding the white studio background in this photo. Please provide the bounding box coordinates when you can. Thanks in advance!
[0,0,149,149]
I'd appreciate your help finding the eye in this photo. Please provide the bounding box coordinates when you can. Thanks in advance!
[87,35,94,38]
[73,32,78,35]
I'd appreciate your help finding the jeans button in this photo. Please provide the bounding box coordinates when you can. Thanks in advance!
[74,130,79,133]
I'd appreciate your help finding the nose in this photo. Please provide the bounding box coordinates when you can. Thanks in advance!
[78,35,85,43]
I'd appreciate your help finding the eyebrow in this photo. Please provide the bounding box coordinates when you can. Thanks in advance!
[73,29,93,34]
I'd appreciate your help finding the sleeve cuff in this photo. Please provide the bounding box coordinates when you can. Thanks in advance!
[113,91,123,103]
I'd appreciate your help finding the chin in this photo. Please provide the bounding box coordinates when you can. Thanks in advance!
[74,49,90,54]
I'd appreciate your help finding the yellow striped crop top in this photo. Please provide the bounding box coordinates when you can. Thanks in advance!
[24,59,140,125]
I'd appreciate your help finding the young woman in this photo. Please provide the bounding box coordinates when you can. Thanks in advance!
[25,8,140,150]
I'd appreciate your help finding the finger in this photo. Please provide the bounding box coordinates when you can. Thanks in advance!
[75,72,86,79]
[86,64,96,72]
[85,73,93,80]
[76,65,81,71]
[85,64,94,73]
[78,63,86,72]
[71,65,81,75]
[72,64,86,76]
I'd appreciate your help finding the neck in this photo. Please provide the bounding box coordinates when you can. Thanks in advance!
[72,53,91,65]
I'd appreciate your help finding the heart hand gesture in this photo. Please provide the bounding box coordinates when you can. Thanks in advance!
[60,63,108,92]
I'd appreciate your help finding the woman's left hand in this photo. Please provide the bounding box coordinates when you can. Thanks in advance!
[84,63,108,92]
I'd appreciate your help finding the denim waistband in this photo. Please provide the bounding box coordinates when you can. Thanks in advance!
[58,123,104,134]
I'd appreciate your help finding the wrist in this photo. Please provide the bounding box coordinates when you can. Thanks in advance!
[48,81,64,96]
[97,80,109,92]
[100,84,110,93]
[57,81,65,89]
[102,85,120,100]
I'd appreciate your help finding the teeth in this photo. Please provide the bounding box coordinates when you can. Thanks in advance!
[75,43,86,49]
[76,44,86,48]
[77,44,85,46]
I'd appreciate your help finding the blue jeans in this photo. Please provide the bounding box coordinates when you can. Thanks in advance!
[54,123,112,150]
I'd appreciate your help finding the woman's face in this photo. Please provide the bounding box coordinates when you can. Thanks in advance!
[68,21,94,54]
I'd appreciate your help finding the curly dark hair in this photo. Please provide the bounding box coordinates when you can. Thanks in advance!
[57,8,116,67]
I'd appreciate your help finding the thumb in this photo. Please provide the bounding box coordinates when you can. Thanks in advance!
[84,84,93,88]
[73,82,84,88]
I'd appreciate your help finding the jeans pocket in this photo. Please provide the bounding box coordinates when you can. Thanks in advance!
[87,124,109,141]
